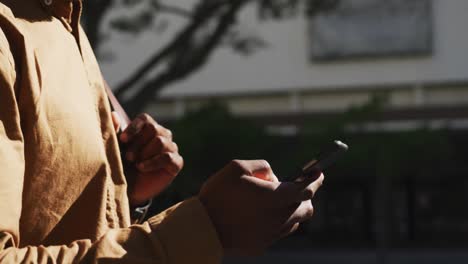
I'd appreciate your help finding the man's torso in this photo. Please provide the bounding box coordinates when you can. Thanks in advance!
[0,0,131,247]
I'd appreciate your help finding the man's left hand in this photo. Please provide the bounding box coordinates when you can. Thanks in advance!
[115,113,184,206]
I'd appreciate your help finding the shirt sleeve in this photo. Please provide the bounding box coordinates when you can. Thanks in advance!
[0,31,222,264]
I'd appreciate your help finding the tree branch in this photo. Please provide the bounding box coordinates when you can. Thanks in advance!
[153,3,193,18]
[123,1,249,115]
[114,0,235,97]
[109,0,337,115]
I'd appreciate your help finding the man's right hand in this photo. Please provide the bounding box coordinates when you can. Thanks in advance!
[199,159,324,256]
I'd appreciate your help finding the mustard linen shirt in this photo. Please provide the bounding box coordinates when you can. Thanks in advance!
[0,0,222,262]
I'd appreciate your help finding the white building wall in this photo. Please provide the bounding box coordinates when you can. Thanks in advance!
[100,0,468,99]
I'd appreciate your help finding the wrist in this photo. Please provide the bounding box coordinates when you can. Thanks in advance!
[130,198,152,224]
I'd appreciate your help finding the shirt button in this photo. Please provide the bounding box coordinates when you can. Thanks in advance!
[44,0,52,6]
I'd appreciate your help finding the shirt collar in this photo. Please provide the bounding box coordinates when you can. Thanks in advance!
[39,0,77,24]
[39,0,82,32]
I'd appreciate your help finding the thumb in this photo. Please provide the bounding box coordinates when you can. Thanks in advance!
[274,173,325,207]
[242,160,277,182]
[111,111,121,133]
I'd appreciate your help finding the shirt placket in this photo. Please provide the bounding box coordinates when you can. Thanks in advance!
[38,0,80,40]
[37,0,122,229]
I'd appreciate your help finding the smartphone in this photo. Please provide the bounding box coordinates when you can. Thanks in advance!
[291,140,348,181]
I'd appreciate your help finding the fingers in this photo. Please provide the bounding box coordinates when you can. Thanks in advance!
[111,111,121,133]
[139,136,179,161]
[120,113,175,162]
[232,160,323,205]
[299,173,324,201]
[137,152,184,176]
[279,222,300,239]
[287,200,314,224]
[273,173,324,207]
[120,115,145,143]
[252,162,278,182]
[122,114,182,204]
[272,176,322,240]
[230,160,277,182]
[271,201,313,242]
[124,125,154,161]
[120,113,172,144]
[234,159,271,174]
[295,170,323,187]
[276,201,314,239]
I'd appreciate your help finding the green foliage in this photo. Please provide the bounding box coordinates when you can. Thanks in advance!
[149,98,463,214]
[297,93,456,182]
[172,102,269,193]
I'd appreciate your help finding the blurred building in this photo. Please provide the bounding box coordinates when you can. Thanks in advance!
[104,0,468,134]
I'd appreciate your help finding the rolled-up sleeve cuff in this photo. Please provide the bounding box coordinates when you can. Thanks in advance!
[148,197,223,264]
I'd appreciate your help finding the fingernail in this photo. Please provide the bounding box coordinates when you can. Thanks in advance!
[122,119,144,142]
[126,152,134,161]
[133,119,144,133]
